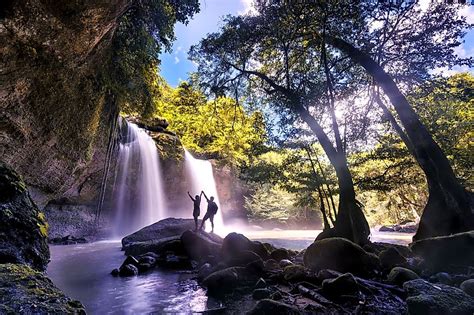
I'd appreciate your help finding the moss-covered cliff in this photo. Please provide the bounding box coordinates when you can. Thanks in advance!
[0,0,130,207]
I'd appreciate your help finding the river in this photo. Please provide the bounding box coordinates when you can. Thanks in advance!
[47,229,413,314]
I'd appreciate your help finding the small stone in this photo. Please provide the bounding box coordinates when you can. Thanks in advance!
[119,264,138,277]
[279,259,293,268]
[387,267,419,286]
[322,273,359,296]
[252,288,272,300]
[460,279,474,297]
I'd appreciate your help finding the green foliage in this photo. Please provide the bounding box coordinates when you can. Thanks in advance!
[154,81,267,165]
[409,73,474,186]
[104,0,199,116]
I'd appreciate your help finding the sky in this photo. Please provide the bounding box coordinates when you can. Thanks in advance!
[159,0,474,87]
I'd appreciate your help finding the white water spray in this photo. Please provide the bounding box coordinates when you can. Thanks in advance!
[184,149,225,233]
[112,119,166,236]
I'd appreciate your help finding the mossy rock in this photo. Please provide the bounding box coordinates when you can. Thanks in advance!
[0,264,85,314]
[0,162,49,270]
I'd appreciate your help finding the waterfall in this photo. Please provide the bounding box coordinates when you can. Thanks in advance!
[184,149,224,232]
[111,119,166,236]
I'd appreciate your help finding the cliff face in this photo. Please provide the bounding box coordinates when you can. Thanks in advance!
[0,0,129,207]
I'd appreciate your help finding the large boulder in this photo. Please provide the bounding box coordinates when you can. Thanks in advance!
[122,218,200,248]
[225,250,263,268]
[0,264,85,314]
[303,238,379,275]
[387,267,419,286]
[180,230,222,262]
[123,236,182,256]
[322,273,359,296]
[460,279,474,297]
[221,233,269,261]
[410,231,474,272]
[404,279,474,315]
[202,267,258,295]
[0,162,49,270]
[378,247,407,270]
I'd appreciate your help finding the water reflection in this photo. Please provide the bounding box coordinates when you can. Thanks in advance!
[47,230,413,314]
[47,241,210,314]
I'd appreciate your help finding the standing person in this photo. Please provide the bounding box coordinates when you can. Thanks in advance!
[200,190,218,233]
[188,191,202,231]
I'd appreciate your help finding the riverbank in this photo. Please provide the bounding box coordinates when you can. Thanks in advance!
[47,228,414,313]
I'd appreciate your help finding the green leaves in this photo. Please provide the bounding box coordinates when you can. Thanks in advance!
[154,81,267,165]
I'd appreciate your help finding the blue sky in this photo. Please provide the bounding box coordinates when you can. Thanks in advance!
[159,1,474,86]
[160,0,251,86]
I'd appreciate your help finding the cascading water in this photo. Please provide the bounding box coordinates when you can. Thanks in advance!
[111,119,166,236]
[184,149,225,233]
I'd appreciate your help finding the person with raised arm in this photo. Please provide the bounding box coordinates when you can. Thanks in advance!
[199,190,218,233]
[188,191,202,231]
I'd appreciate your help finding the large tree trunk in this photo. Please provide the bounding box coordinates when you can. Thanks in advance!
[327,36,474,240]
[296,105,370,244]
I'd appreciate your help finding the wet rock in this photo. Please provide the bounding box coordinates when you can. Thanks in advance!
[322,273,359,296]
[255,278,267,289]
[404,279,474,315]
[245,259,265,275]
[160,254,191,269]
[247,299,300,315]
[119,264,138,277]
[379,247,407,270]
[226,250,263,268]
[270,248,290,262]
[203,267,257,295]
[221,233,269,261]
[279,259,293,268]
[252,288,272,300]
[387,267,419,286]
[410,231,474,272]
[138,255,156,266]
[283,265,306,282]
[460,279,474,297]
[180,230,221,262]
[0,162,50,270]
[317,269,341,281]
[198,263,213,280]
[251,241,271,260]
[120,255,139,269]
[137,263,152,272]
[122,218,200,248]
[430,272,452,285]
[110,268,119,276]
[0,264,85,314]
[264,259,280,270]
[123,236,182,256]
[303,237,379,275]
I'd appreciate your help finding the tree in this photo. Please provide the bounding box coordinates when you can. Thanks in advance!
[191,11,371,244]
[193,0,473,240]
[154,81,267,165]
